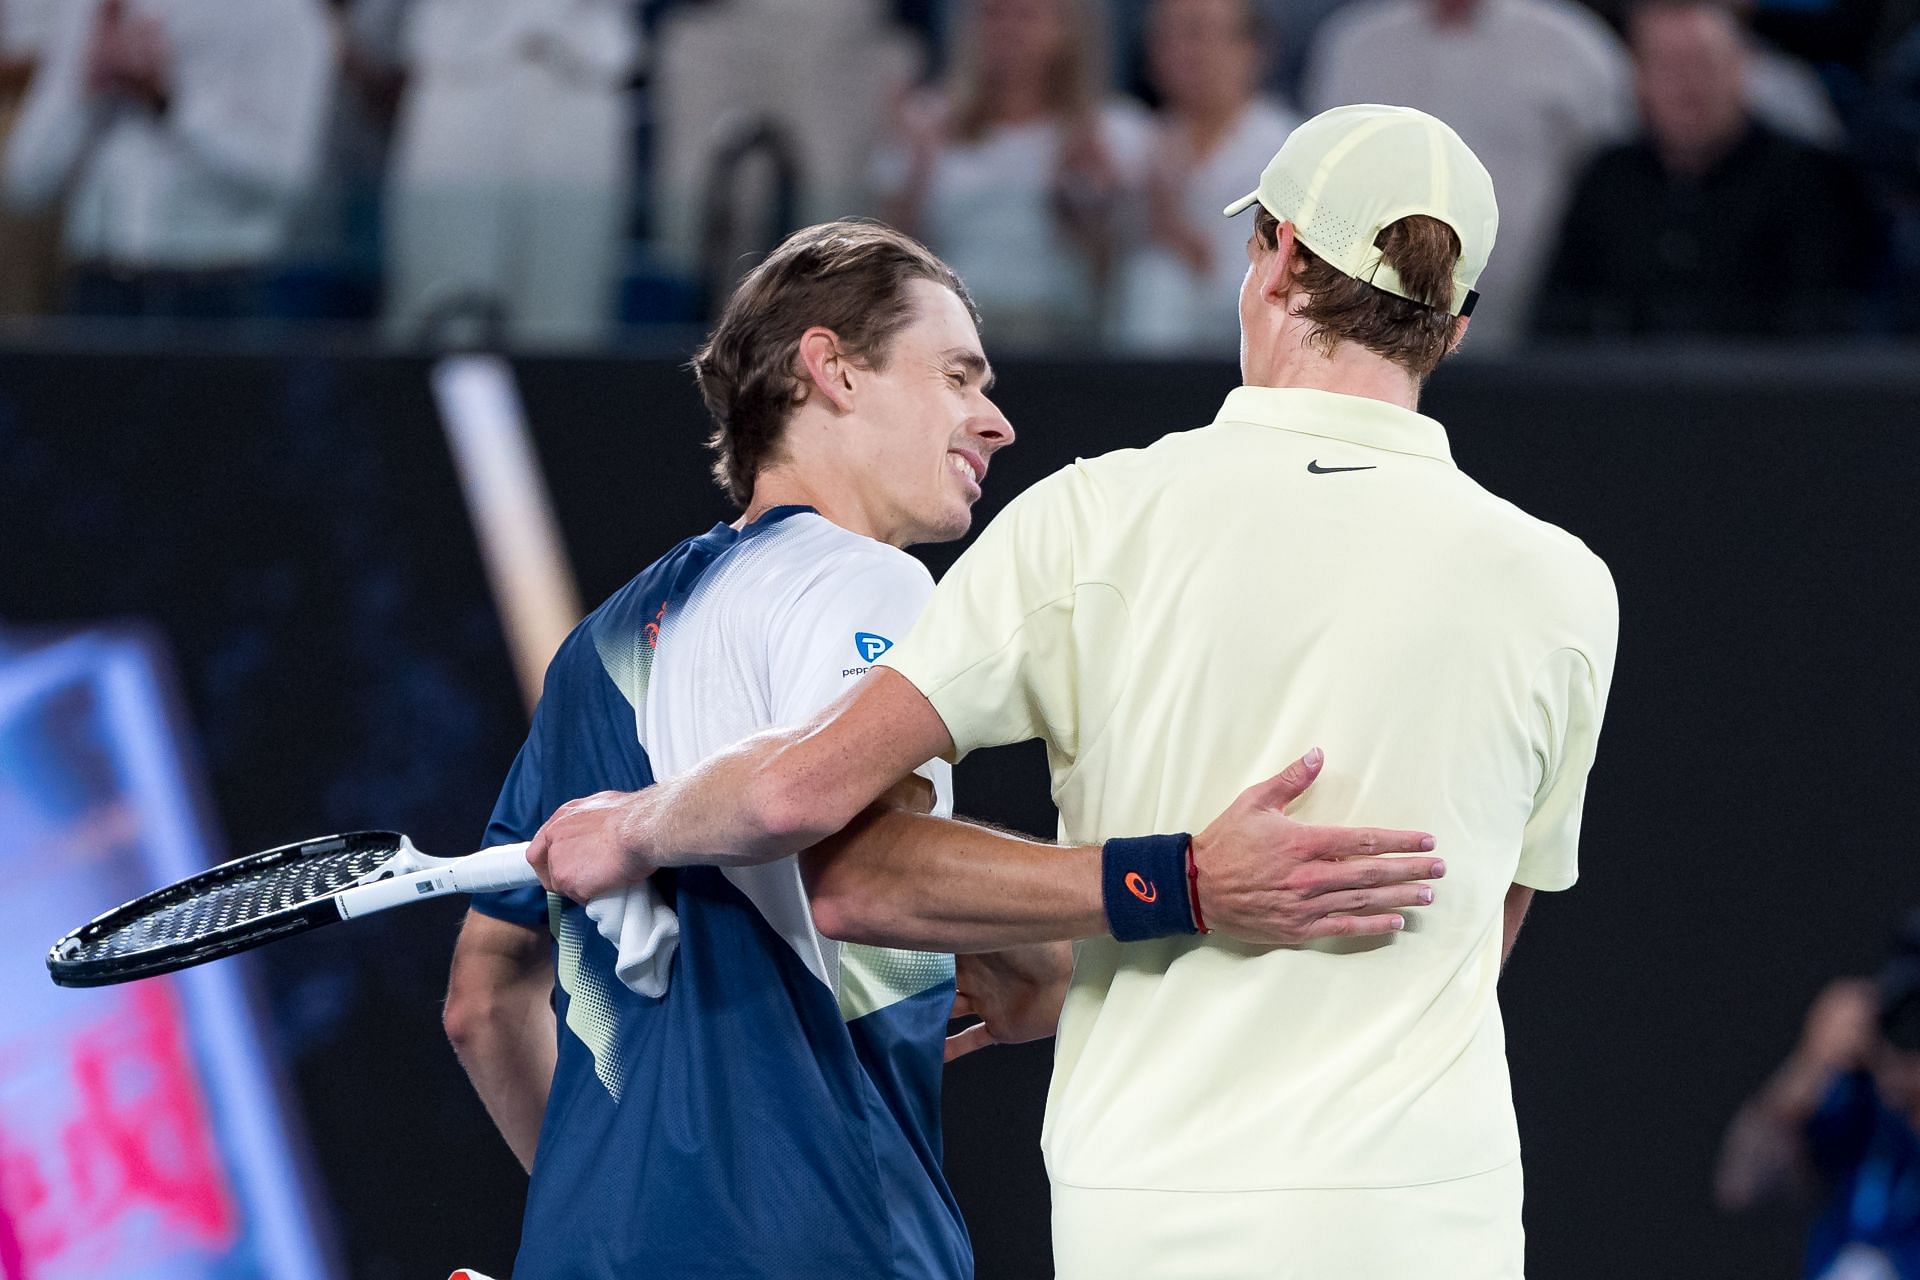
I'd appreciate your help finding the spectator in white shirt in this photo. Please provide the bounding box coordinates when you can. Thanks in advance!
[873,0,1151,349]
[381,0,640,347]
[1114,0,1298,352]
[1303,0,1636,348]
[2,0,332,319]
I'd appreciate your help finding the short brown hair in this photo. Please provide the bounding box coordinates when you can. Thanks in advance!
[692,221,975,509]
[1253,207,1463,380]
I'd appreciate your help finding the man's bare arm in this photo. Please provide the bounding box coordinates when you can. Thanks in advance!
[802,808,1104,950]
[444,909,556,1173]
[795,774,1104,950]
[529,669,1445,949]
[528,669,948,899]
[798,755,1443,952]
[1501,884,1533,968]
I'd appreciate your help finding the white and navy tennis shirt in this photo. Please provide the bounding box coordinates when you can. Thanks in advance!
[473,505,968,1279]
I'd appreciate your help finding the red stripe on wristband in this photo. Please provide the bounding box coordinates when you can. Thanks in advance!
[1185,838,1208,934]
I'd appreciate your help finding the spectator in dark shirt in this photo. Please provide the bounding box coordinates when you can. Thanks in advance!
[1535,0,1875,337]
[1717,916,1920,1280]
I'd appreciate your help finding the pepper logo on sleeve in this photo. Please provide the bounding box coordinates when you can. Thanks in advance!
[854,633,894,663]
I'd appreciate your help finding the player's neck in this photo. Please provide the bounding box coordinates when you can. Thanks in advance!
[1243,333,1423,413]
[736,470,900,548]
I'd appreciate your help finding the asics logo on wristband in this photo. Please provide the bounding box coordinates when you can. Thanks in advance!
[1103,834,1195,941]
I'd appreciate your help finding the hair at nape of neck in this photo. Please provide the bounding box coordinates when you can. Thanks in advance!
[1253,206,1466,379]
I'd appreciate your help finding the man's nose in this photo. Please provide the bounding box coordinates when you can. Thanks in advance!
[973,400,1015,453]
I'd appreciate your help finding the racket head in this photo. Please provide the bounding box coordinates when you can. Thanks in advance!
[47,830,410,988]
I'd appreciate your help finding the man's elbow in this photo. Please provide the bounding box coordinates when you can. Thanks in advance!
[803,845,904,945]
[443,981,499,1057]
[806,866,891,943]
[808,890,860,943]
[444,965,528,1056]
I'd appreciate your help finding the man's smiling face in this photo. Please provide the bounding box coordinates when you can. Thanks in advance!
[842,279,1016,547]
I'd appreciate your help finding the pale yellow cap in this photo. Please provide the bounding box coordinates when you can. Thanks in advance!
[1223,104,1498,317]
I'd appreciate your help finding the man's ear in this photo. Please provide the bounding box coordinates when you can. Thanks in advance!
[796,326,856,414]
[1446,314,1470,354]
[1260,220,1302,308]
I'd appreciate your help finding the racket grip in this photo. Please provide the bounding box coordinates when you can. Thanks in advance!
[449,843,540,894]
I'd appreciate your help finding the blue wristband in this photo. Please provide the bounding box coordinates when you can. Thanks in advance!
[1101,833,1196,942]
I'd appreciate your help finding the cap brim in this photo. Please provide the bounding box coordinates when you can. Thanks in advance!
[1222,191,1261,218]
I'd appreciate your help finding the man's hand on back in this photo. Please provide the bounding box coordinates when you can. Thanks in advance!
[946,943,1075,1061]
[1192,748,1444,945]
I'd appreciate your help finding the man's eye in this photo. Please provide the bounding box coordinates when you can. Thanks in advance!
[946,371,966,386]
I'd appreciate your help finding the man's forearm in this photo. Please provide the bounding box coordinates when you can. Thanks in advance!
[445,913,558,1172]
[637,730,844,869]
[450,987,556,1172]
[628,675,954,872]
[528,721,927,899]
[802,806,1104,953]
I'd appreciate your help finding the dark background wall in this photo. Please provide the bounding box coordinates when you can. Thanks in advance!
[4,342,1918,1278]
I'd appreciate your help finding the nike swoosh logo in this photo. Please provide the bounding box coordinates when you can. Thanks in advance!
[1307,461,1378,474]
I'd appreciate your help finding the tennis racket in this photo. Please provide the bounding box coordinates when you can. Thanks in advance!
[47,831,538,988]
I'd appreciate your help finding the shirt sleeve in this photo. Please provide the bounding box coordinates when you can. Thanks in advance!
[768,543,953,813]
[472,625,654,929]
[1514,632,1617,892]
[877,466,1098,764]
[472,722,557,930]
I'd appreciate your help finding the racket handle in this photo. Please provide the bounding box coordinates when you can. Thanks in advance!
[449,843,540,894]
[335,844,539,921]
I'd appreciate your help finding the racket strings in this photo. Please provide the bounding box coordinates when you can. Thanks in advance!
[71,843,397,962]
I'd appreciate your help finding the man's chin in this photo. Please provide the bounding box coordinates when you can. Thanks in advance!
[915,505,974,547]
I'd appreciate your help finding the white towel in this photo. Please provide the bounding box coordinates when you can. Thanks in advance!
[583,883,680,998]
[582,858,833,999]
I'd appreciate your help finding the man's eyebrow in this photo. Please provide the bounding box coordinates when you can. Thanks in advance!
[943,349,995,391]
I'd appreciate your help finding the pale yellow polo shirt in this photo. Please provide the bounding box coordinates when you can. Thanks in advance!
[879,385,1617,1194]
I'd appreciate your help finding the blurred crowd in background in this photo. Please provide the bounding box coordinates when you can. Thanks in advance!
[0,0,1914,352]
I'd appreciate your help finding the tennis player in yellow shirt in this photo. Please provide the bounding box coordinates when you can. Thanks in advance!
[531,104,1618,1277]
